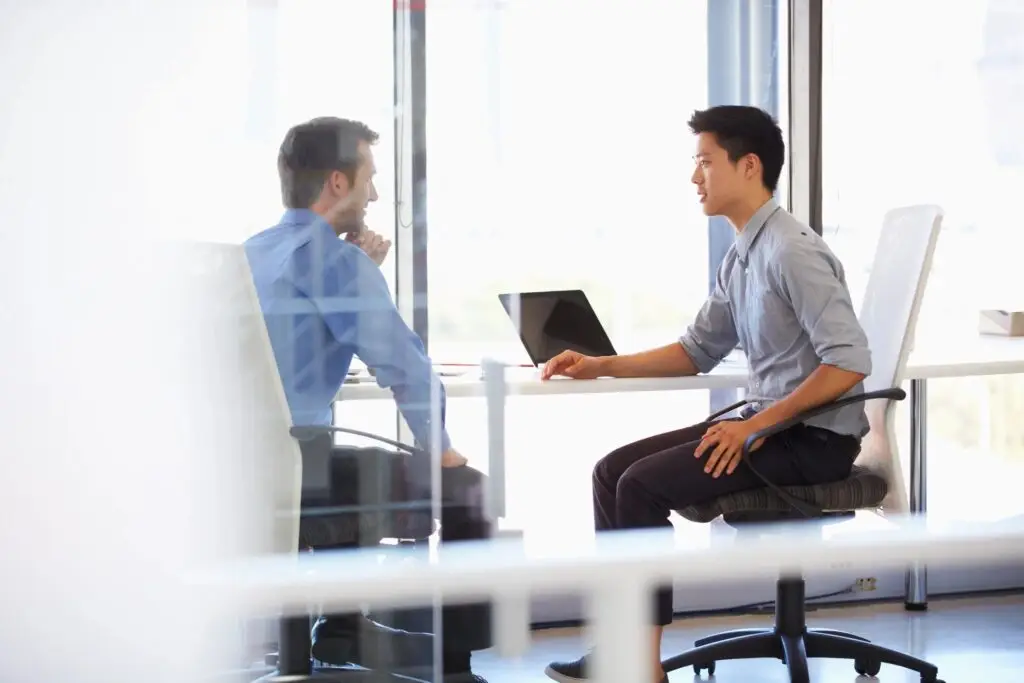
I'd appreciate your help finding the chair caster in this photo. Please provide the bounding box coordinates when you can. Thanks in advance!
[854,657,880,676]
[694,661,716,677]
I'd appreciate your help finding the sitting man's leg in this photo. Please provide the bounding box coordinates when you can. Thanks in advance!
[545,419,858,683]
[298,435,435,674]
[434,463,494,677]
[377,456,494,679]
[303,433,492,681]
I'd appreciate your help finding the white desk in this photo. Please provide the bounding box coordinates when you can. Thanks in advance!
[336,335,1024,607]
[338,361,748,401]
[337,336,1024,402]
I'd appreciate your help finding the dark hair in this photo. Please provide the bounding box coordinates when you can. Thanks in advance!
[687,106,785,192]
[277,117,379,209]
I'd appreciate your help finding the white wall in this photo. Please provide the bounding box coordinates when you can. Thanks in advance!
[0,3,253,680]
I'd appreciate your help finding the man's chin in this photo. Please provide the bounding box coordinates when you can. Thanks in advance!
[337,220,365,238]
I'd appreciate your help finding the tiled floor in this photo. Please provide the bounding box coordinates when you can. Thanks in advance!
[475,594,1023,682]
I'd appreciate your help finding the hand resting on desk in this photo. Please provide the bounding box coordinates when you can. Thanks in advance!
[542,343,701,380]
[540,350,606,380]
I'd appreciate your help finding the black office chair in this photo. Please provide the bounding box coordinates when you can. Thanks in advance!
[259,426,439,683]
[661,393,944,683]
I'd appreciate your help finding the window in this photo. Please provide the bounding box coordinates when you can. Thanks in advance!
[244,0,400,444]
[822,0,1024,575]
[422,0,786,621]
[425,1,711,365]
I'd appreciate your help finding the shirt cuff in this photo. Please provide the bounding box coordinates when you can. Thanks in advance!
[820,345,872,376]
[677,335,717,374]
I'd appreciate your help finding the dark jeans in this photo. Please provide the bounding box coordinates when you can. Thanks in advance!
[298,433,493,653]
[593,418,860,626]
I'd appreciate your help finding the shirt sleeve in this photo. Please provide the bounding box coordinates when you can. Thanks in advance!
[678,262,739,373]
[304,245,451,454]
[770,242,872,376]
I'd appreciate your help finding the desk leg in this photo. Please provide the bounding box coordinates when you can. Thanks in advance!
[905,378,928,611]
[482,359,507,522]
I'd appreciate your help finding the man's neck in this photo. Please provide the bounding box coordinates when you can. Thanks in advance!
[308,200,346,236]
[725,193,773,232]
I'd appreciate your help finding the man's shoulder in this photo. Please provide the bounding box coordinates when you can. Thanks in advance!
[763,213,835,265]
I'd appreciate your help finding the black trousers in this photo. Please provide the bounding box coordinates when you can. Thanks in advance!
[593,418,860,626]
[298,433,493,653]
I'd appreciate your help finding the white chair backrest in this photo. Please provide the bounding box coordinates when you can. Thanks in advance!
[196,242,302,559]
[854,205,942,515]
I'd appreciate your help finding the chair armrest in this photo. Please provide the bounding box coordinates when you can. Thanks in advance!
[289,425,421,456]
[739,387,906,518]
[706,398,750,422]
[741,387,906,457]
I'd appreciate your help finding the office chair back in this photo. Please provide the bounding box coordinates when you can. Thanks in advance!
[197,242,303,559]
[854,205,943,515]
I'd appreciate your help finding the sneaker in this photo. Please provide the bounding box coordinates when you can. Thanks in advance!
[545,652,667,683]
[545,652,592,682]
[443,673,489,683]
[311,614,433,671]
[312,615,488,683]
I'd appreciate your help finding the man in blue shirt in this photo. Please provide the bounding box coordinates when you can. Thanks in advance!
[245,116,490,682]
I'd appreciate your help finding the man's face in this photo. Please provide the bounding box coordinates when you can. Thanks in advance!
[691,132,747,217]
[326,141,379,233]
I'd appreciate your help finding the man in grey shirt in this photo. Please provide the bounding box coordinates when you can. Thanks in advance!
[542,105,871,683]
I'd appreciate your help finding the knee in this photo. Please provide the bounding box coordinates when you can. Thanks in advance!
[615,462,665,506]
[614,464,646,499]
[592,451,620,489]
[443,465,488,509]
[440,467,493,539]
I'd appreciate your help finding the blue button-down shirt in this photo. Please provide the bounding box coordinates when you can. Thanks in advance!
[244,209,451,452]
[679,199,871,437]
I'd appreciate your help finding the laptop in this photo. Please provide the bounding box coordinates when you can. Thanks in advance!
[498,289,617,367]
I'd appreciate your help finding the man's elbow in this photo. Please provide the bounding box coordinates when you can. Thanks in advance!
[819,344,872,379]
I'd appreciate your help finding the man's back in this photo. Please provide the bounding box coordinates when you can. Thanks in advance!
[244,208,452,452]
[245,210,357,427]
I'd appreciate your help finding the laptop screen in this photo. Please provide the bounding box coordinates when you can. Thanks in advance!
[498,290,617,365]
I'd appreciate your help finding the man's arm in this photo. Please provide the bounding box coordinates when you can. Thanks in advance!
[600,343,699,378]
[310,246,452,454]
[747,243,871,430]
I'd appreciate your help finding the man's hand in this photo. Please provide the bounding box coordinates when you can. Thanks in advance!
[540,350,606,380]
[693,420,767,478]
[441,448,468,468]
[346,228,392,266]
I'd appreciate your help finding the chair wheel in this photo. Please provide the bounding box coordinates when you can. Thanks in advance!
[694,661,716,676]
[854,657,881,676]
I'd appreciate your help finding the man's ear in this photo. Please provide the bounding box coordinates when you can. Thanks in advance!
[328,169,352,195]
[743,153,760,180]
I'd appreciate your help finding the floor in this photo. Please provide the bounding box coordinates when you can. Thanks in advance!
[474,594,1023,683]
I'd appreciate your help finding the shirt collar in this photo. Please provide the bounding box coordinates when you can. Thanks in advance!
[734,198,781,262]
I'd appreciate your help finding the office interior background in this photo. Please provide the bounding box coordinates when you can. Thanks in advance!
[236,0,1024,621]
[1,0,1023,681]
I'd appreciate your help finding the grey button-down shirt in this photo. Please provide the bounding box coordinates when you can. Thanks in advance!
[679,199,871,438]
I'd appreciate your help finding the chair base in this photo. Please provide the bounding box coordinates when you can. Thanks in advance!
[661,577,943,683]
